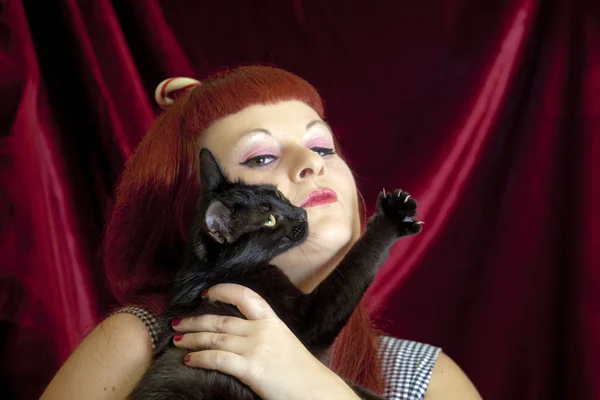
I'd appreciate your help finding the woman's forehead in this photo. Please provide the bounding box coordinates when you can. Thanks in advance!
[202,101,324,141]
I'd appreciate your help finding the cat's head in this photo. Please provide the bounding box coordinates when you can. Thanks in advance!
[196,148,308,259]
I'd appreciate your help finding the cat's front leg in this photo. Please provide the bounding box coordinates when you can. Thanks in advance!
[300,189,422,347]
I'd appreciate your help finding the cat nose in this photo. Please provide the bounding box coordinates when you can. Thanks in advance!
[298,208,308,222]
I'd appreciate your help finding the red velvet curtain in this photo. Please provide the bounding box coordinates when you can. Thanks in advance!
[1,1,598,399]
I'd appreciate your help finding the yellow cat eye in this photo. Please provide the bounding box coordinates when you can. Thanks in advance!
[264,214,277,227]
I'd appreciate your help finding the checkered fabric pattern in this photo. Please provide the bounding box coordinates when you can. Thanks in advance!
[378,336,441,400]
[114,307,440,399]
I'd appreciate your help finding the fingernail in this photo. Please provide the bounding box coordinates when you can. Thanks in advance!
[184,354,191,363]
[171,319,181,326]
[173,334,184,342]
[201,289,209,297]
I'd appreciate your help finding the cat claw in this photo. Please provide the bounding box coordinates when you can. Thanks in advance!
[382,188,386,197]
[404,194,411,202]
[415,221,424,225]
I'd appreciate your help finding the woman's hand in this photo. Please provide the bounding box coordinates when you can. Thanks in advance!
[171,283,360,400]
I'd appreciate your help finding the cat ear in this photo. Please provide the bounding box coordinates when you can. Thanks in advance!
[204,200,234,243]
[199,148,227,193]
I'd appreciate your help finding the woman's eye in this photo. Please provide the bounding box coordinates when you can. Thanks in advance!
[311,147,336,157]
[240,154,279,167]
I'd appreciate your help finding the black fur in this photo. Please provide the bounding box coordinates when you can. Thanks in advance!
[128,149,423,400]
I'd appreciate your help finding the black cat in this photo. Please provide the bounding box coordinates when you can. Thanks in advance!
[128,149,423,400]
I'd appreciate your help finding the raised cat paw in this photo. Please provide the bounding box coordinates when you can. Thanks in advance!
[376,189,423,235]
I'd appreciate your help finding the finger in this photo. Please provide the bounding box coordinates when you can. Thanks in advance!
[184,350,251,383]
[174,332,248,354]
[172,314,250,335]
[205,283,277,320]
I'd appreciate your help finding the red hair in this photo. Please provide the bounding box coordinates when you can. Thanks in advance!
[103,66,384,393]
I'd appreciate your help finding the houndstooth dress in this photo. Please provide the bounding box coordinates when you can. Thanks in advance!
[116,306,441,400]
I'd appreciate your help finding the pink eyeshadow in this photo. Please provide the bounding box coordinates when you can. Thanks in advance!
[238,146,279,162]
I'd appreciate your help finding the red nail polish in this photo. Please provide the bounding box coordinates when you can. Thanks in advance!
[184,354,191,363]
[201,289,208,297]
[173,334,184,342]
[171,319,181,326]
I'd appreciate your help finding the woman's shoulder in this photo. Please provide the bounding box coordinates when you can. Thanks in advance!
[378,336,481,400]
[424,351,482,399]
[109,305,161,350]
[101,310,156,356]
[41,312,153,399]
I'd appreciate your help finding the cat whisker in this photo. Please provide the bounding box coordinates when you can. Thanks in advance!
[297,247,318,280]
[304,238,336,254]
[305,235,332,246]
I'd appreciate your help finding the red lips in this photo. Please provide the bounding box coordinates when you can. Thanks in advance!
[299,188,338,208]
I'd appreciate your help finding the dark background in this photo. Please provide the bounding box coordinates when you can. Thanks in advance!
[1,1,599,399]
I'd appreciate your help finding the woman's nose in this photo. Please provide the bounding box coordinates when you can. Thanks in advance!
[290,148,325,182]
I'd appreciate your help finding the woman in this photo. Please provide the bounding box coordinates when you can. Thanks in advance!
[41,66,481,399]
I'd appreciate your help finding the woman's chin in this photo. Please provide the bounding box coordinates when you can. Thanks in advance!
[270,220,353,288]
[307,215,353,248]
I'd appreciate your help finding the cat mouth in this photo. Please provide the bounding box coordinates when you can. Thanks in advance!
[287,224,307,241]
[277,223,308,249]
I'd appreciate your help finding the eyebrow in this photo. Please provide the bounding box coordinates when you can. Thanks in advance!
[240,120,332,138]
[240,128,272,137]
[306,119,333,133]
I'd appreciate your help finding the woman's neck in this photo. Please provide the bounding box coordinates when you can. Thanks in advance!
[297,239,356,293]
